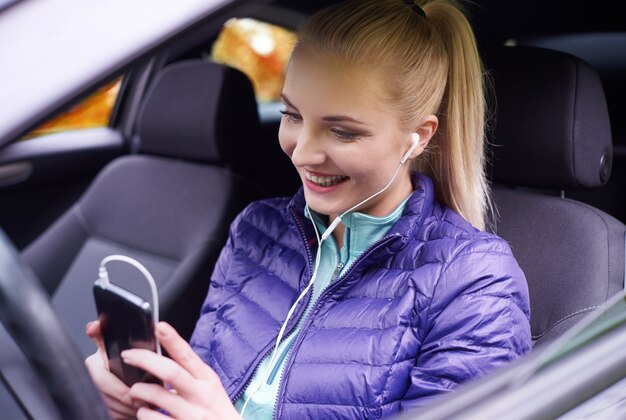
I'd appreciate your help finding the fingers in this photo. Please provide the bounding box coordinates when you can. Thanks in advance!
[154,322,221,384]
[85,319,100,337]
[102,393,136,419]
[122,348,238,418]
[120,349,198,397]
[130,383,193,419]
[136,406,171,420]
[122,323,238,419]
[86,320,104,349]
[85,352,135,414]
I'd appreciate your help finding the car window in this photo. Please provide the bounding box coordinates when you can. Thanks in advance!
[209,17,296,103]
[21,18,293,142]
[21,77,122,140]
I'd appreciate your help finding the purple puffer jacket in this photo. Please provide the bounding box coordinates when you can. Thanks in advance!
[190,172,531,419]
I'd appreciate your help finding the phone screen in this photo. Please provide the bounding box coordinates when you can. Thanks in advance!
[93,279,160,386]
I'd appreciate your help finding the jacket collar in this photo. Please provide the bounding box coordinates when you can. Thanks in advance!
[386,171,433,239]
[287,171,434,247]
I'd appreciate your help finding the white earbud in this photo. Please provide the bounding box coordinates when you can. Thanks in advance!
[400,133,420,165]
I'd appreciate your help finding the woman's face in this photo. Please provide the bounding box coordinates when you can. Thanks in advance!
[279,50,417,220]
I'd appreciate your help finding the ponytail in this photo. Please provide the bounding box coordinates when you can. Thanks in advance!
[418,0,491,231]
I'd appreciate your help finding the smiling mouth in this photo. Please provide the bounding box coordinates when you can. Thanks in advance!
[305,171,349,187]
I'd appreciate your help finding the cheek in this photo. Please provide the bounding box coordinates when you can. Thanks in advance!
[342,149,395,182]
[278,121,296,158]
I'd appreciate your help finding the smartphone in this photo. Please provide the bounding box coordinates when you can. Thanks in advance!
[93,278,161,387]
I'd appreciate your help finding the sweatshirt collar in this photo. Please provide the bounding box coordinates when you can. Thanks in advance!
[290,171,432,239]
[304,195,410,259]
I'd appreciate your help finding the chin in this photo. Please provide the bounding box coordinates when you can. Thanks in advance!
[304,198,340,217]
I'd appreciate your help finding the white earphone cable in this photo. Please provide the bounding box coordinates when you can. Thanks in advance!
[322,160,406,242]
[240,218,323,417]
[240,134,417,417]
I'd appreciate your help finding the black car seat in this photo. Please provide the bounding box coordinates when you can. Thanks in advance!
[20,60,264,355]
[515,34,626,224]
[485,46,626,348]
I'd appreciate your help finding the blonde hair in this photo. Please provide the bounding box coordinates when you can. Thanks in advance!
[296,0,491,231]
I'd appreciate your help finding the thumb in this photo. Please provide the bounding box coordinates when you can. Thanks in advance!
[86,320,109,368]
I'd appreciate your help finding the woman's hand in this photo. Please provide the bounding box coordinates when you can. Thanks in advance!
[122,321,240,420]
[84,320,138,419]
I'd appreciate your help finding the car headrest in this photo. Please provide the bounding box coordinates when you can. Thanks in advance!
[485,46,612,190]
[516,34,626,147]
[136,60,260,165]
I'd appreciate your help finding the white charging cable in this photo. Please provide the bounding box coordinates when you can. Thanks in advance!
[98,254,161,355]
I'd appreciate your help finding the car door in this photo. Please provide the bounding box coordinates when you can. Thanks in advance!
[0,55,166,251]
[0,81,126,250]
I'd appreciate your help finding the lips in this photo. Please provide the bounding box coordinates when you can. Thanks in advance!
[304,171,348,187]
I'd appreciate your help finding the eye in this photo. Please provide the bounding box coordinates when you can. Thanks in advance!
[330,128,360,142]
[279,109,302,123]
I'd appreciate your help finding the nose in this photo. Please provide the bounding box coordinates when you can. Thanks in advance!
[290,128,325,167]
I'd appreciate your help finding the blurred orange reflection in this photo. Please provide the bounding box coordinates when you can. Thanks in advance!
[22,78,121,140]
[211,18,296,102]
[22,19,294,141]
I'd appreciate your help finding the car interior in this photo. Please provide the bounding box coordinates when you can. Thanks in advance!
[21,59,265,354]
[1,0,626,418]
[484,45,625,348]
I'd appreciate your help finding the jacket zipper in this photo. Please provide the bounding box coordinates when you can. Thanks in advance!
[273,233,403,419]
[268,216,345,386]
[230,207,317,405]
[267,251,344,386]
[333,261,344,280]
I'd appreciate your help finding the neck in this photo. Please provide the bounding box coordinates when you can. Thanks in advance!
[332,221,345,248]
[326,181,414,248]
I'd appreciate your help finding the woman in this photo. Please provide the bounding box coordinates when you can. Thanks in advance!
[86,0,532,418]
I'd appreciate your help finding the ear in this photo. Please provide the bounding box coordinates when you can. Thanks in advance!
[408,115,439,160]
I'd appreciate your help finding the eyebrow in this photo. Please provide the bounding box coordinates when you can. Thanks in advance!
[280,93,368,126]
[322,115,367,125]
[280,94,299,111]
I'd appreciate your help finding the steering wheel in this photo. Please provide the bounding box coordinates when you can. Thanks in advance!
[0,229,110,419]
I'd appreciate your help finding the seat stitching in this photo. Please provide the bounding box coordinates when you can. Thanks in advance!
[74,204,95,236]
[532,305,600,340]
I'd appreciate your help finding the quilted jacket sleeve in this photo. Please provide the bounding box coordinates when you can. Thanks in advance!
[188,212,241,362]
[400,236,532,411]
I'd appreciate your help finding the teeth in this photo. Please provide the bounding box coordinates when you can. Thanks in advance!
[305,171,347,187]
